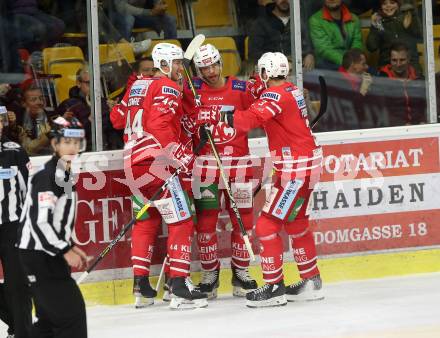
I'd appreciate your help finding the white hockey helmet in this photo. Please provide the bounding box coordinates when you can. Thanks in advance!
[193,44,222,79]
[152,42,184,78]
[258,52,289,86]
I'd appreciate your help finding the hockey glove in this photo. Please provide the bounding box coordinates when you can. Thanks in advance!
[171,141,195,174]
[247,75,265,99]
[195,126,209,155]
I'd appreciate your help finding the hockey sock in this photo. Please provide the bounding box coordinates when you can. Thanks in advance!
[259,234,284,284]
[290,231,320,279]
[231,231,251,269]
[168,220,193,278]
[197,232,220,271]
[131,215,161,276]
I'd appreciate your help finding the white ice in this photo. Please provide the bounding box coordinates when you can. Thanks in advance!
[3,273,440,338]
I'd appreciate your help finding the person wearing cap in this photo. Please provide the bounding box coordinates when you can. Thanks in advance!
[18,116,89,338]
[0,106,32,338]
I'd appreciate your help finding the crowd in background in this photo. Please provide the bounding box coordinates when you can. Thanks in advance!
[0,0,437,156]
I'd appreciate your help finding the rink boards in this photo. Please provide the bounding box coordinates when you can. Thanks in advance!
[28,124,440,304]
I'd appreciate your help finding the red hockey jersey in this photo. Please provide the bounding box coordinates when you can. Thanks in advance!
[232,82,322,177]
[182,77,254,156]
[182,77,256,178]
[119,75,184,166]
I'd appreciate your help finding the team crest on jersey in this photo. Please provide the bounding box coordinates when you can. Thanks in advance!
[261,92,281,101]
[231,79,246,92]
[284,86,294,92]
[208,122,237,145]
[162,86,180,97]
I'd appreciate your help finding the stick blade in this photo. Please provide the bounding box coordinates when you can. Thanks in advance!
[184,34,206,61]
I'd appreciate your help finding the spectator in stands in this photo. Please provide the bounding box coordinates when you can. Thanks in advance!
[135,56,156,77]
[366,0,422,73]
[18,84,52,156]
[378,42,420,80]
[248,0,315,71]
[113,0,177,41]
[7,0,65,52]
[65,67,122,150]
[339,48,373,96]
[378,42,425,125]
[309,0,363,70]
[235,0,274,33]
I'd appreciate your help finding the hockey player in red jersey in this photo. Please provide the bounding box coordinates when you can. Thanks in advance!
[195,52,324,308]
[182,44,261,298]
[120,42,207,309]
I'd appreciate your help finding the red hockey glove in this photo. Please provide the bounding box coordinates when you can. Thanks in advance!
[247,75,265,99]
[194,105,222,126]
[171,141,195,173]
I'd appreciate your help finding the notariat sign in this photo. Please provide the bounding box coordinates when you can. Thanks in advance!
[310,136,440,255]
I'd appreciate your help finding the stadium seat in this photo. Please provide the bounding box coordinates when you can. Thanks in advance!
[99,43,135,64]
[244,36,249,61]
[193,0,234,28]
[204,37,241,76]
[141,39,181,57]
[42,46,85,74]
[434,25,440,39]
[48,62,85,103]
[418,40,440,73]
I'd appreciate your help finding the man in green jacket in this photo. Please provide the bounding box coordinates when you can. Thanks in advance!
[309,0,363,70]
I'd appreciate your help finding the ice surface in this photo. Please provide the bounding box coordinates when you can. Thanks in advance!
[2,273,440,337]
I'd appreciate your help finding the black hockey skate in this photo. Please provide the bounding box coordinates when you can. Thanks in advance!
[133,276,157,308]
[286,274,324,302]
[246,281,287,308]
[231,267,258,297]
[198,268,220,299]
[169,277,208,310]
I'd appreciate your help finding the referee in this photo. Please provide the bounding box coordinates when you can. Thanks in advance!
[0,106,32,338]
[18,116,88,338]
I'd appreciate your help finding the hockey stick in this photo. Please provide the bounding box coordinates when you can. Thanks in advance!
[181,46,256,262]
[155,256,168,292]
[311,75,328,129]
[76,36,207,285]
[252,75,328,199]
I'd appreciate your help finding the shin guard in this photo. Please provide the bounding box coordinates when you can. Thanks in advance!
[131,211,161,276]
[259,234,284,284]
[168,220,193,278]
[231,231,251,269]
[197,232,220,271]
[290,230,320,279]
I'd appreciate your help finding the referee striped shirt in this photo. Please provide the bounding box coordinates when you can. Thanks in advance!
[0,139,29,225]
[18,156,77,256]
